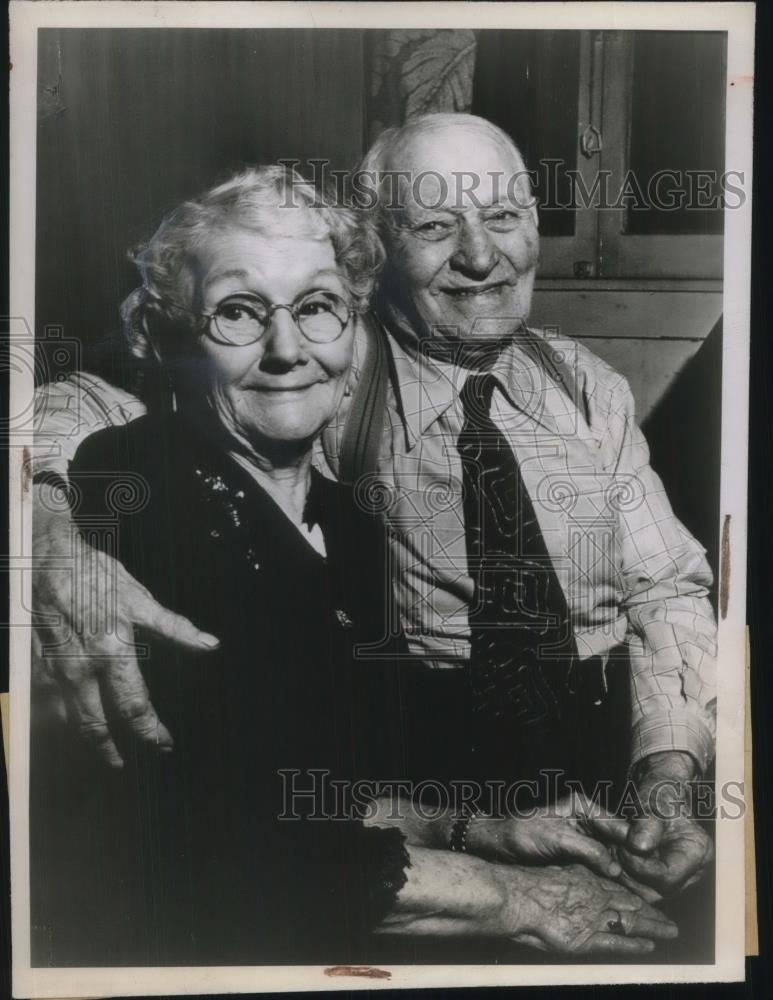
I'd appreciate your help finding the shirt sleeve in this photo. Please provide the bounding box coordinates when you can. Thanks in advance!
[32,371,147,479]
[601,374,717,775]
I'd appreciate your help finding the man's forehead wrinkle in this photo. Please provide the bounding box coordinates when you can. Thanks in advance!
[381,128,529,215]
[385,124,526,176]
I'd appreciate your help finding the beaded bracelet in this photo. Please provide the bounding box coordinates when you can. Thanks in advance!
[449,807,477,853]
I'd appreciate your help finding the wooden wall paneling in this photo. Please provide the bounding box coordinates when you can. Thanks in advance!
[531,287,723,343]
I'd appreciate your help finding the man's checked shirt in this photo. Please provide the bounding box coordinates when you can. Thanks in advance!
[33,321,717,772]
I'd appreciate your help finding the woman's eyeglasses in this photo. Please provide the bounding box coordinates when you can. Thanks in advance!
[201,290,351,346]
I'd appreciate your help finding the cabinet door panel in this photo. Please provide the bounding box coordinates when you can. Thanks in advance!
[597,31,726,279]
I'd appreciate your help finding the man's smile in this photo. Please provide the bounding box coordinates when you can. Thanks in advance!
[247,383,324,393]
[440,280,510,298]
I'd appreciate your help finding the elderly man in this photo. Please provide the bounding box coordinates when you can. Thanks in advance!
[31,114,716,912]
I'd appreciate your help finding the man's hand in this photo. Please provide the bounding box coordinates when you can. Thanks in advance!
[500,863,679,955]
[613,751,714,896]
[465,793,630,880]
[32,493,219,767]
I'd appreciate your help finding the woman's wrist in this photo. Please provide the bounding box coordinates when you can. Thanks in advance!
[383,845,512,936]
[364,799,511,867]
[428,811,507,860]
[464,816,507,858]
[364,797,451,848]
[364,798,480,852]
[365,809,535,939]
[414,805,487,852]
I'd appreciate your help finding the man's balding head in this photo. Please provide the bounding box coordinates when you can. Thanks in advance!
[358,114,539,360]
[360,113,533,212]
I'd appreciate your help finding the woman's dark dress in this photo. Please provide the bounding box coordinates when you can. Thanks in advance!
[30,414,445,967]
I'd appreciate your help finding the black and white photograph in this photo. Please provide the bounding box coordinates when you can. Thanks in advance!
[7,1,753,993]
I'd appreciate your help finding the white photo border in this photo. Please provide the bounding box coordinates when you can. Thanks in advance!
[8,1,754,994]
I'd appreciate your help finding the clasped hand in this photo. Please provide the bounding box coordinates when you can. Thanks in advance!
[466,772,713,901]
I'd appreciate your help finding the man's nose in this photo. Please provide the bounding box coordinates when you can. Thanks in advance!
[449,221,498,278]
[260,308,307,369]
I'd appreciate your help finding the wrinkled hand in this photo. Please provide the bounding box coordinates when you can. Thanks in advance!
[468,793,630,880]
[617,816,714,898]
[611,751,714,897]
[32,494,219,767]
[500,863,679,955]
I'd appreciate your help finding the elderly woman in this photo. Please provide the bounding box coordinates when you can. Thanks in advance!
[30,166,677,967]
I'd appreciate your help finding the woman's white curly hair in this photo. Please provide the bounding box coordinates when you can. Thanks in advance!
[121,164,385,359]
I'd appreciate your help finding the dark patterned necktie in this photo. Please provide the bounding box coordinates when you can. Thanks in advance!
[458,373,578,733]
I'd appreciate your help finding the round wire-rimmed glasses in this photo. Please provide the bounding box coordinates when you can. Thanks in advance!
[201,290,352,346]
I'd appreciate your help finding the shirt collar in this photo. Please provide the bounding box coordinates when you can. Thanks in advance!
[487,330,581,436]
[374,308,462,450]
[375,306,574,446]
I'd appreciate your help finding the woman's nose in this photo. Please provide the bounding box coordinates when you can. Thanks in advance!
[449,221,499,279]
[260,308,307,369]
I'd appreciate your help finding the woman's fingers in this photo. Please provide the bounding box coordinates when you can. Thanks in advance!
[559,829,622,878]
[579,933,656,955]
[626,913,679,941]
[619,848,670,882]
[615,867,665,904]
[602,903,677,938]
[582,814,632,844]
[514,927,665,956]
[565,791,633,845]
[511,933,548,951]
[606,891,644,913]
